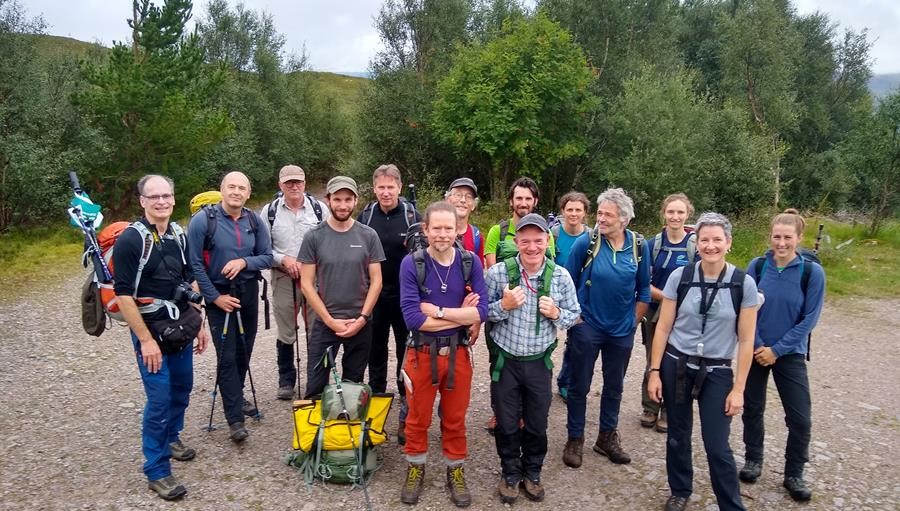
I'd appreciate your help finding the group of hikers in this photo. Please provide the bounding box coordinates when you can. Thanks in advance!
[114,164,825,510]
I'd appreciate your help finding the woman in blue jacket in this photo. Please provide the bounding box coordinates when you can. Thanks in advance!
[739,209,825,502]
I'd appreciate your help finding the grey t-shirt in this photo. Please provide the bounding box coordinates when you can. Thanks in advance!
[297,221,386,319]
[662,263,758,359]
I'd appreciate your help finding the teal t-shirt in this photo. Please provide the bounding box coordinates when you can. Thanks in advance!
[555,227,588,267]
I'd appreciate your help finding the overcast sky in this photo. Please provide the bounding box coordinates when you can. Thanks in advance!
[22,0,900,74]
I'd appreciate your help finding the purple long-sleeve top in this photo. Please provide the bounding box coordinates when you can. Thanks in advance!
[399,249,488,337]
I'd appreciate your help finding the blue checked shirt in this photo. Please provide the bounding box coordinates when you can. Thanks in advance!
[486,256,581,356]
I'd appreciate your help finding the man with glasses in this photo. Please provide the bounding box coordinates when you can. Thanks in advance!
[445,178,484,266]
[115,175,209,500]
[260,165,329,400]
[188,171,273,443]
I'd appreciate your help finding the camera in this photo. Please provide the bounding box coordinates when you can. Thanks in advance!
[173,282,203,305]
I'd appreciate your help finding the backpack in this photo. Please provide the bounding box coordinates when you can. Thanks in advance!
[361,197,417,228]
[550,223,589,258]
[651,229,697,268]
[286,383,394,486]
[189,190,222,216]
[750,250,821,360]
[265,192,324,228]
[81,220,187,336]
[412,248,475,296]
[675,262,745,333]
[471,225,482,255]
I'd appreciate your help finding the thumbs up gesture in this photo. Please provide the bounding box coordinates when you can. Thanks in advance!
[501,284,526,311]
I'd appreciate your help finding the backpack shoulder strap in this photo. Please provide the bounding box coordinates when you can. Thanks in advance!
[460,249,474,288]
[362,202,376,225]
[305,193,324,222]
[203,205,218,251]
[729,266,746,318]
[752,257,766,284]
[685,231,697,264]
[582,227,602,272]
[472,225,482,254]
[266,198,280,229]
[170,222,188,265]
[629,230,644,263]
[243,207,259,234]
[539,259,556,298]
[127,221,155,298]
[675,261,697,313]
[413,249,430,296]
[550,224,560,241]
[652,231,663,263]
[498,219,510,242]
[799,257,811,294]
[504,257,519,288]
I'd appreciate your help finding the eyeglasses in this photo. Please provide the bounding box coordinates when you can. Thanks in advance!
[142,193,175,203]
[283,180,305,188]
[450,192,475,201]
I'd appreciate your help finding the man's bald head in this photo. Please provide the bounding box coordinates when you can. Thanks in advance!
[220,171,252,214]
[221,171,251,191]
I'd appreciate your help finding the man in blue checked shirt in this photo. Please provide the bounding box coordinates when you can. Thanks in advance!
[485,213,580,505]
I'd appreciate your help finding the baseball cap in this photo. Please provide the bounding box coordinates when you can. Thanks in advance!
[326,176,359,196]
[516,213,549,233]
[448,177,477,196]
[279,165,305,183]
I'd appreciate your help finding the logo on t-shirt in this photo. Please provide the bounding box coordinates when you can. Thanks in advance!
[350,244,363,248]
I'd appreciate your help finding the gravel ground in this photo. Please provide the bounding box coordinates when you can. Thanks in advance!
[1,270,898,511]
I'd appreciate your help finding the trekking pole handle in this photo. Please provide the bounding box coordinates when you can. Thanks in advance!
[69,170,82,194]
[408,183,417,210]
[814,223,824,253]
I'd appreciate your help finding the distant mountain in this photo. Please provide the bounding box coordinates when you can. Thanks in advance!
[869,73,900,98]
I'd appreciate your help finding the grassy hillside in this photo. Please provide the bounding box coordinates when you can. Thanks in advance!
[25,33,369,112]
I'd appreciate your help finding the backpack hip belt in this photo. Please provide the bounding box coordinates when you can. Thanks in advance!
[410,330,468,389]
[665,344,731,405]
[486,336,557,383]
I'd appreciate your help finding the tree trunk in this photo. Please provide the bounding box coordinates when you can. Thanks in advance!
[772,134,781,208]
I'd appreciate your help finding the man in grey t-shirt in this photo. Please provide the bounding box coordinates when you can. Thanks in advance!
[298,176,385,397]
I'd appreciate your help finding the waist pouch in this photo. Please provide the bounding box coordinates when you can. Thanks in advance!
[665,344,731,404]
[146,305,202,354]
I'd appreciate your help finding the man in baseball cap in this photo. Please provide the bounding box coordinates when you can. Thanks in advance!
[445,178,483,265]
[297,175,385,397]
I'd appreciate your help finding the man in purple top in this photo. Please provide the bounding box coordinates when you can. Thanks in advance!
[397,201,488,508]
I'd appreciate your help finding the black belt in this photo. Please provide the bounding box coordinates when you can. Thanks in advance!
[411,331,468,389]
[665,344,731,404]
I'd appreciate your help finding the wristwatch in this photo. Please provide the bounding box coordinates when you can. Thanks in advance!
[435,307,445,319]
[359,312,371,323]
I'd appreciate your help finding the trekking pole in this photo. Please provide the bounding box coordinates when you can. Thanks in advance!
[814,223,824,254]
[325,346,373,511]
[206,309,230,432]
[292,277,302,396]
[234,295,263,421]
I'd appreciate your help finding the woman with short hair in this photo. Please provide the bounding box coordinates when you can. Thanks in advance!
[647,212,757,511]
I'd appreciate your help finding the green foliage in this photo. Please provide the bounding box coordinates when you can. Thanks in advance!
[590,67,774,220]
[431,14,597,198]
[839,91,900,235]
[0,225,83,298]
[73,0,232,215]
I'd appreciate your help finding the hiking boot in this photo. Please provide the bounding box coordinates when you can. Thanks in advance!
[229,422,249,442]
[664,495,689,511]
[498,476,519,504]
[562,437,584,468]
[655,409,668,433]
[400,463,425,504]
[593,429,632,464]
[446,465,471,508]
[783,476,812,502]
[485,415,497,436]
[148,475,186,500]
[276,385,294,400]
[739,459,762,483]
[242,398,258,417]
[640,410,657,428]
[521,478,545,502]
[398,420,407,446]
[169,440,196,461]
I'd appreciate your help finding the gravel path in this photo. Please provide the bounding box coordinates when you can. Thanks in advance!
[1,270,898,510]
